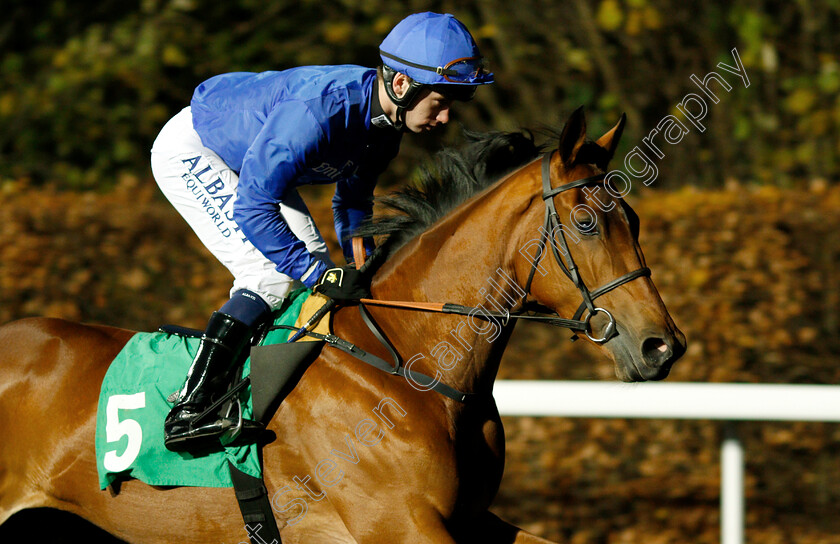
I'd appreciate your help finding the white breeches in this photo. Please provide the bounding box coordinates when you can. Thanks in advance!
[150,107,333,309]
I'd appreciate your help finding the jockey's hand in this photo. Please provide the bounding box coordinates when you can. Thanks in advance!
[313,265,370,301]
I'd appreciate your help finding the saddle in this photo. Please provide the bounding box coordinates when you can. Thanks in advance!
[160,292,332,432]
[154,291,331,544]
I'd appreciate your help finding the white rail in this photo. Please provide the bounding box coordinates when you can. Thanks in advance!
[493,381,840,544]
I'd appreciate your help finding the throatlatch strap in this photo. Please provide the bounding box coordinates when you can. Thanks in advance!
[228,461,282,544]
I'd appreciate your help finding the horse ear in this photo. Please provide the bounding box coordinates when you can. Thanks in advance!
[558,106,587,167]
[595,113,627,167]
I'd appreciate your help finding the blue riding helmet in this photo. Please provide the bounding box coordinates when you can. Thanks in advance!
[379,12,494,122]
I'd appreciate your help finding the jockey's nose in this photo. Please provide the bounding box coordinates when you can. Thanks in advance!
[437,107,450,125]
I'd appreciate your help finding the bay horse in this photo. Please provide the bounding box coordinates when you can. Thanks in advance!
[0,108,685,543]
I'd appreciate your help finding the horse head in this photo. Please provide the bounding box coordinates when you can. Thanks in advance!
[515,107,686,381]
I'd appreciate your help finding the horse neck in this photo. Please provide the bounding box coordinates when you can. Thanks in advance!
[371,165,542,396]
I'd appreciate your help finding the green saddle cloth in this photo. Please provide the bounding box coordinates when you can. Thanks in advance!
[95,288,311,490]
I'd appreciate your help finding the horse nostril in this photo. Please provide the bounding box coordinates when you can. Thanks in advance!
[642,337,672,367]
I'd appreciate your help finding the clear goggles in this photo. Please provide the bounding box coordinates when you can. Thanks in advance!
[436,56,490,83]
[380,50,492,85]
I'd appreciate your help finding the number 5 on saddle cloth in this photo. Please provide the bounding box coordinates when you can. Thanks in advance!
[95,288,328,544]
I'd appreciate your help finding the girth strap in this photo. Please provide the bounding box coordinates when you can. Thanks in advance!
[228,461,283,544]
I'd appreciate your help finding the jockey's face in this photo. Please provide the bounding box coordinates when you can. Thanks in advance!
[403,88,453,133]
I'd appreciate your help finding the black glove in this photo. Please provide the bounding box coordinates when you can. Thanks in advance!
[313,265,370,301]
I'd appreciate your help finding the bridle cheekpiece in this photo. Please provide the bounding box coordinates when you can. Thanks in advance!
[521,152,651,343]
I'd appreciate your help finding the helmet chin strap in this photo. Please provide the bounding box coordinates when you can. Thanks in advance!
[381,65,425,132]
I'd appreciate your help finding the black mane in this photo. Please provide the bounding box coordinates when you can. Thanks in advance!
[354,129,546,260]
[354,127,613,269]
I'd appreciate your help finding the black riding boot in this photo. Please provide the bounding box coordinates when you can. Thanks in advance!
[164,311,262,452]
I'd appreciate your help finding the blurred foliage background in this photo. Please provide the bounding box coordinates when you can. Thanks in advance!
[2,0,839,189]
[1,1,839,543]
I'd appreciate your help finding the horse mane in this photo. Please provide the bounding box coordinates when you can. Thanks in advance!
[355,128,610,264]
[355,129,545,260]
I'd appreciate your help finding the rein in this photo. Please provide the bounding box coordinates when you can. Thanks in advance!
[356,298,592,332]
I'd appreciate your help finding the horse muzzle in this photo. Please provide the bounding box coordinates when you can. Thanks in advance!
[612,327,687,382]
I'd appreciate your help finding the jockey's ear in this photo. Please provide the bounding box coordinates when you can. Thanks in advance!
[391,72,412,100]
[558,106,587,167]
[595,113,627,168]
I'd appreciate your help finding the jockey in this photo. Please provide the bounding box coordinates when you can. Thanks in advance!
[150,12,494,452]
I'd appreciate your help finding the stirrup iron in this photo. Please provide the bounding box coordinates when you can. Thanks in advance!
[220,398,244,446]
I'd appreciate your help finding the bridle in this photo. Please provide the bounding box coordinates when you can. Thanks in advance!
[284,151,654,403]
[349,151,651,345]
[520,152,651,344]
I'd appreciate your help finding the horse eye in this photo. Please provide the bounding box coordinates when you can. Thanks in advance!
[571,206,599,236]
[577,218,599,236]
